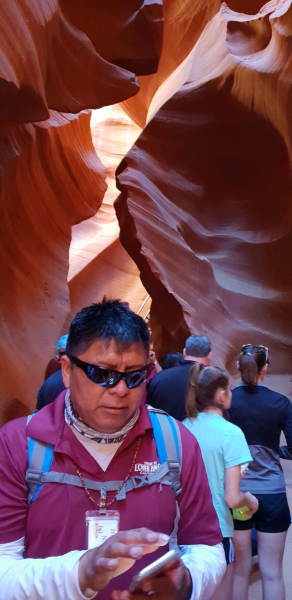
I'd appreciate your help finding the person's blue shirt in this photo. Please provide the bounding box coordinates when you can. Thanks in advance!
[184,412,252,537]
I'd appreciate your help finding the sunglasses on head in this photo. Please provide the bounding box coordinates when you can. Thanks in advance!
[241,344,269,363]
[68,355,149,389]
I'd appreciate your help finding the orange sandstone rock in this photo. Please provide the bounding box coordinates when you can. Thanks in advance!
[116,0,292,390]
[0,0,162,423]
[0,112,106,424]
[0,0,139,138]
[59,0,163,76]
[69,105,147,317]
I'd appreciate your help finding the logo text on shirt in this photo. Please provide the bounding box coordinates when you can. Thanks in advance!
[135,461,160,475]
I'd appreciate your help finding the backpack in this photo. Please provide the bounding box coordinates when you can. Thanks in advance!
[26,406,182,549]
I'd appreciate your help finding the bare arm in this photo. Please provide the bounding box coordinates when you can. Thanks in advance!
[225,465,258,513]
[279,397,292,459]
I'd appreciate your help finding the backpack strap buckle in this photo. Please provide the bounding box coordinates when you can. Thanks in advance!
[26,469,43,485]
[127,475,150,490]
[167,460,181,496]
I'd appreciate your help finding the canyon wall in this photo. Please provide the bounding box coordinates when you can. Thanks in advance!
[0,0,161,423]
[0,0,291,422]
[116,0,292,392]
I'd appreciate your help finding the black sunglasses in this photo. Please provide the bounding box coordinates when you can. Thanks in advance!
[68,355,149,389]
[241,344,269,363]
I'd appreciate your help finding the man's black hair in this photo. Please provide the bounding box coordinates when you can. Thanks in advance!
[161,352,184,370]
[66,298,150,358]
[185,335,211,358]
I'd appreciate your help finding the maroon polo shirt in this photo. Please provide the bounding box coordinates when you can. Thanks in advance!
[0,392,221,599]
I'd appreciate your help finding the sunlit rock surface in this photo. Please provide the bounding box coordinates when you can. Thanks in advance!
[121,0,222,127]
[116,0,292,391]
[0,0,162,423]
[69,105,147,317]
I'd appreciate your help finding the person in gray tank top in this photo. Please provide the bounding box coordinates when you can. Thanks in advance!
[229,344,292,600]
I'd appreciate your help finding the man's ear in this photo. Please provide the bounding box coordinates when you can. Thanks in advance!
[236,360,240,370]
[61,355,71,389]
[206,352,211,366]
[183,348,186,359]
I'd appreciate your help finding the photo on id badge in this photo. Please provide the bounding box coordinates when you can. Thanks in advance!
[86,511,120,549]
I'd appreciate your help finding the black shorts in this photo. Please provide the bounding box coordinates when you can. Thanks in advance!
[222,537,235,564]
[233,493,291,533]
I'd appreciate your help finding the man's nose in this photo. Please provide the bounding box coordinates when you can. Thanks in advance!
[109,378,129,396]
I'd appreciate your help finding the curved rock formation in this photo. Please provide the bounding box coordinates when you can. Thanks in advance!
[0,116,103,423]
[116,0,292,390]
[0,0,163,423]
[1,0,292,421]
[0,0,140,140]
[121,0,222,127]
[0,112,106,424]
[59,0,163,76]
[69,105,147,316]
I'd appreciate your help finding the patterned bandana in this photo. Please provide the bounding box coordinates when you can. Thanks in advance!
[64,390,140,444]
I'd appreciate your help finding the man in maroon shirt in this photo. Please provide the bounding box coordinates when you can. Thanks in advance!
[0,299,225,600]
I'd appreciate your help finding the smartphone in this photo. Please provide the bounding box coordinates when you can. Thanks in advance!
[129,549,182,592]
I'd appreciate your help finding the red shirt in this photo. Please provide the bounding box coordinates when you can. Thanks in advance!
[0,392,221,598]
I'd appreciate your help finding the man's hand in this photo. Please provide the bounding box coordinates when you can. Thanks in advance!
[78,528,169,594]
[148,350,162,373]
[112,559,192,600]
[148,350,157,365]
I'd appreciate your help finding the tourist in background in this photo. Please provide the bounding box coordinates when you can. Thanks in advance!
[161,352,184,370]
[229,344,292,600]
[36,334,68,409]
[147,335,211,421]
[44,334,69,380]
[141,348,161,403]
[183,364,258,600]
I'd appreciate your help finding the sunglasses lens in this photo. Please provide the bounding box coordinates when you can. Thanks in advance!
[105,371,121,388]
[86,365,114,387]
[126,369,148,389]
[80,360,148,389]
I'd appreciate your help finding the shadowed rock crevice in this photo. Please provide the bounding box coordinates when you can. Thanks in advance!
[116,71,292,374]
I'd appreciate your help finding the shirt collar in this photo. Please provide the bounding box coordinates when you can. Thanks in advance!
[235,381,265,388]
[26,391,153,454]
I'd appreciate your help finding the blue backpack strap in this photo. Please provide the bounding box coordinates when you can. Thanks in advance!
[148,409,182,496]
[148,408,182,550]
[26,413,54,505]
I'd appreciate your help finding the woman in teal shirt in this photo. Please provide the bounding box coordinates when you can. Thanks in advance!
[184,365,258,600]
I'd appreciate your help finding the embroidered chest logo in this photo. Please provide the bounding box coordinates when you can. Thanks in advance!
[135,461,160,475]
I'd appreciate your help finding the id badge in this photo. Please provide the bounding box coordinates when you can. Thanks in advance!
[86,510,120,549]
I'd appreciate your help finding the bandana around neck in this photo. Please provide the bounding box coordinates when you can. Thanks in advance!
[64,390,140,444]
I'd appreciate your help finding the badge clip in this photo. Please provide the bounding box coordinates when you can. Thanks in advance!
[99,486,107,515]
